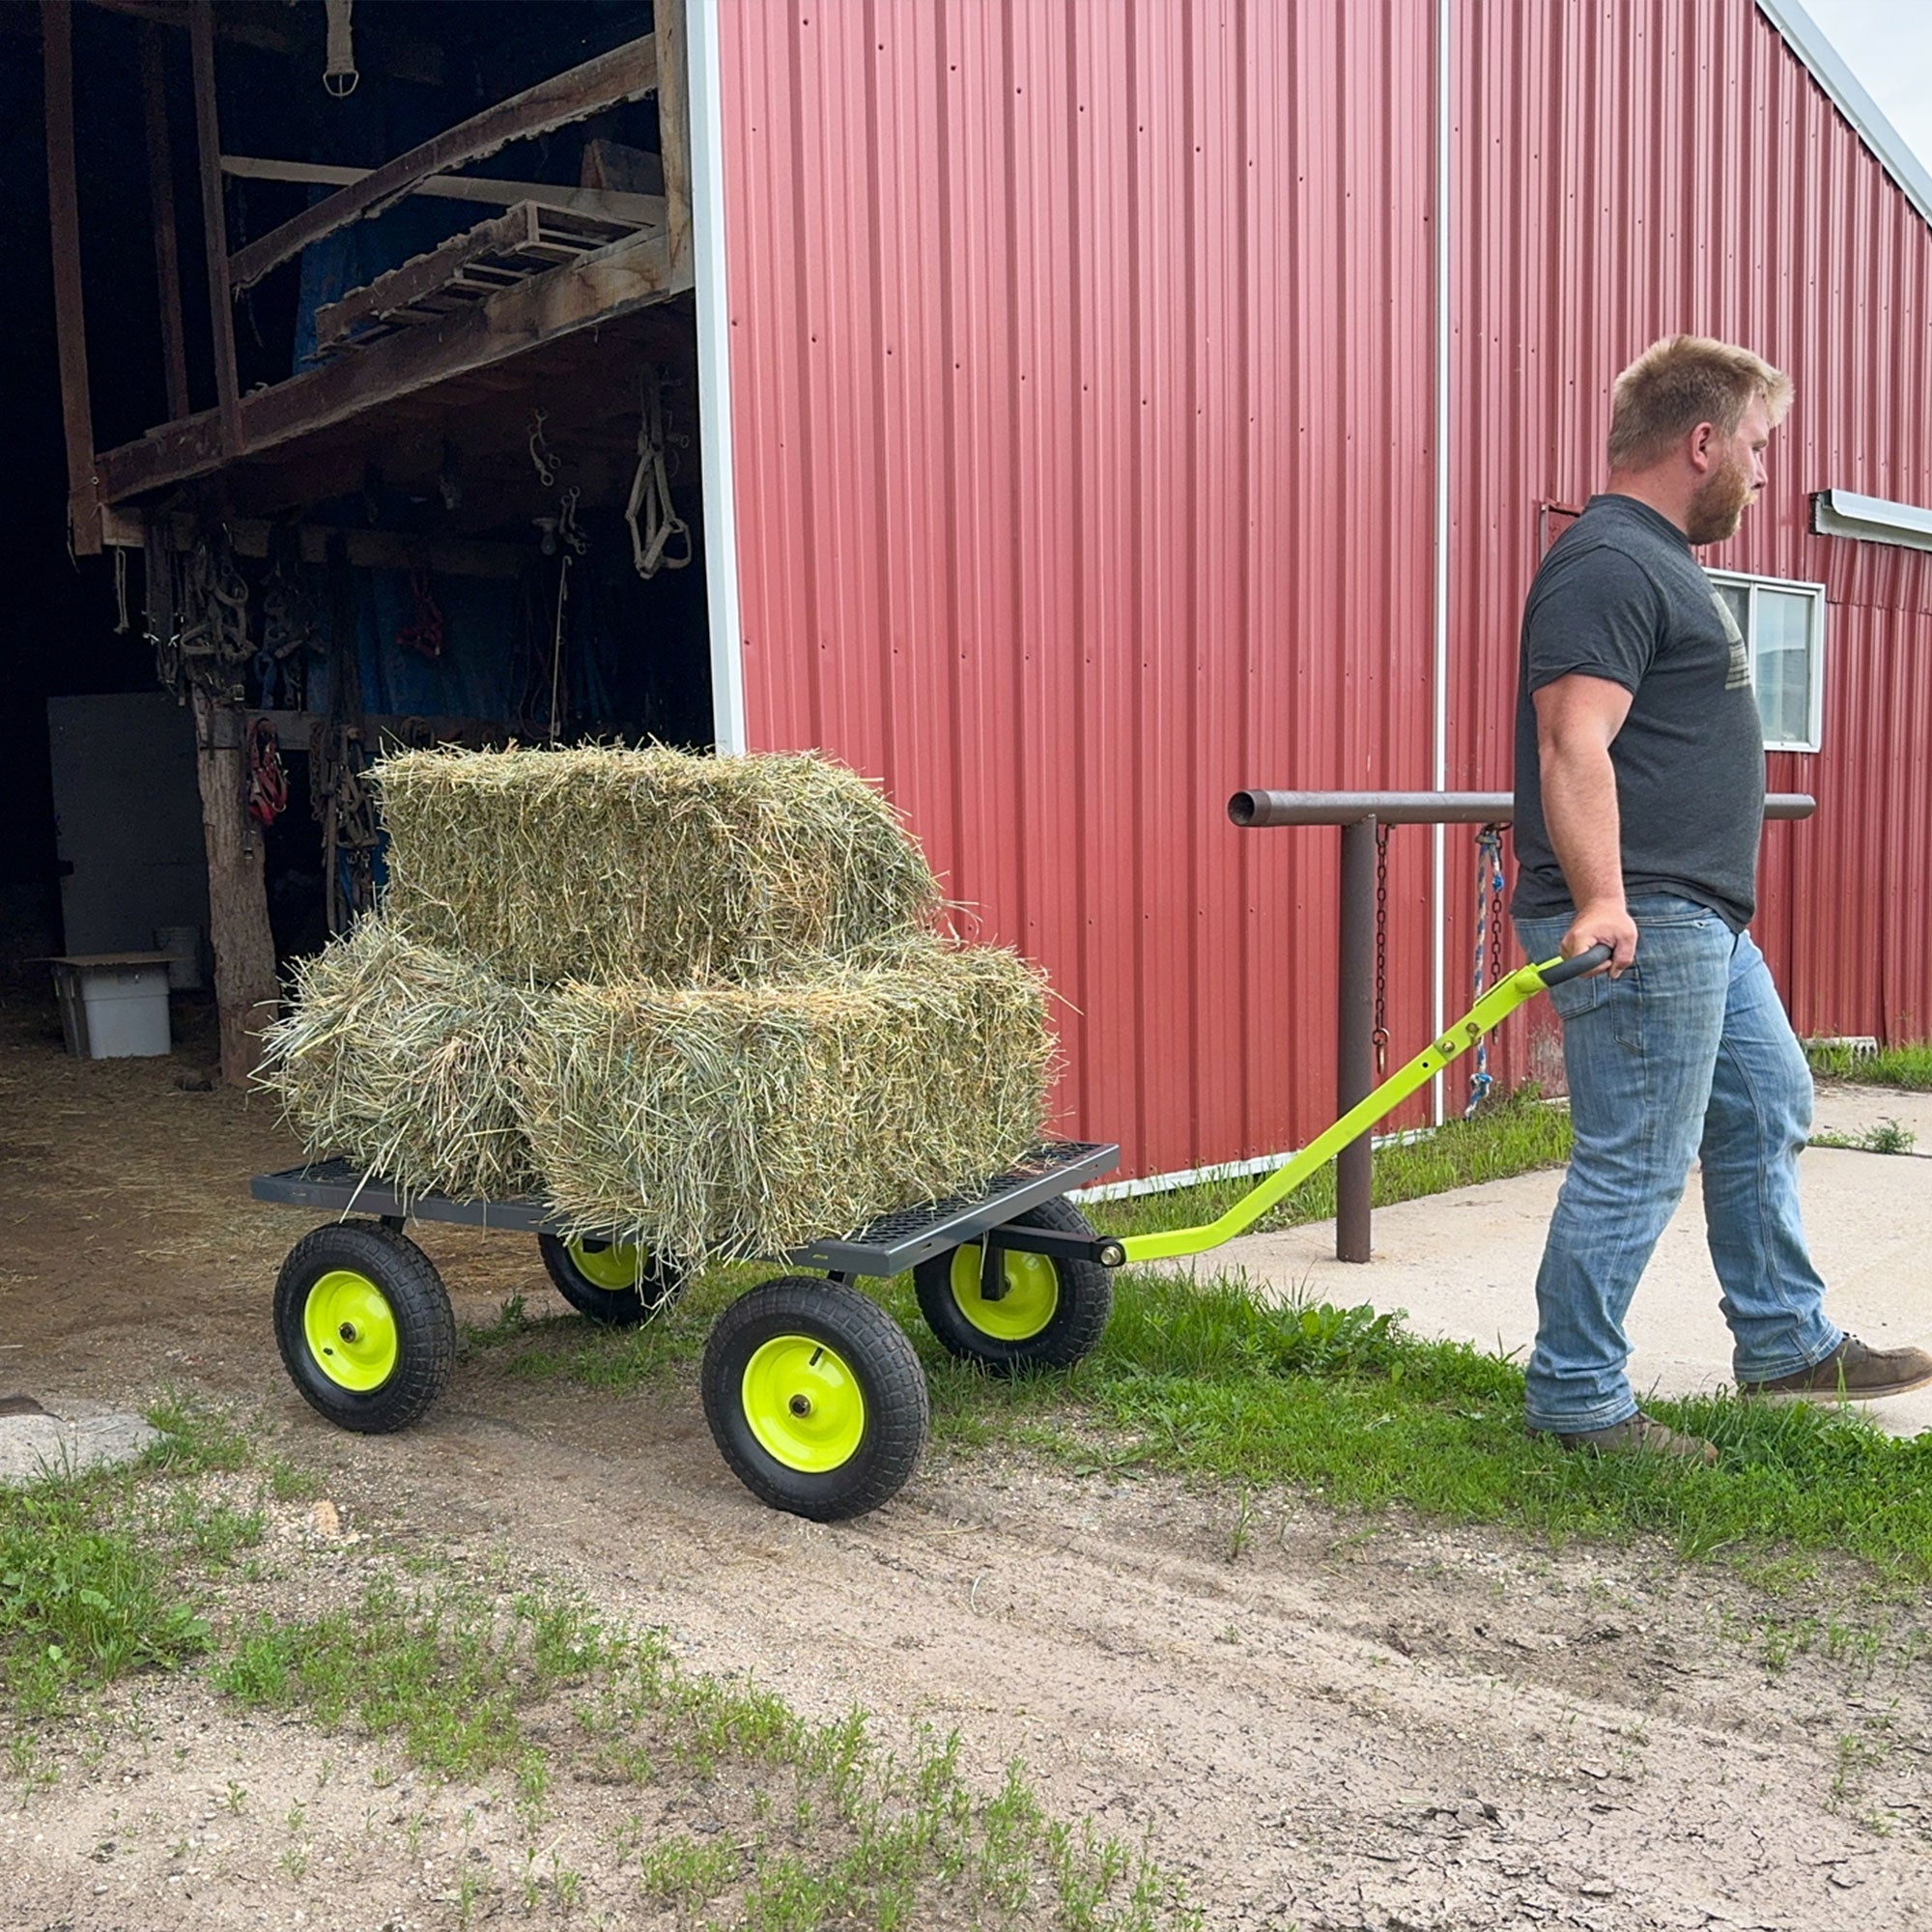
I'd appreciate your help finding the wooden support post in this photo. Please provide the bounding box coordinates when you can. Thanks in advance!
[142,23,191,422]
[187,0,242,456]
[189,685,279,1086]
[42,0,101,555]
[145,526,278,1085]
[655,0,693,286]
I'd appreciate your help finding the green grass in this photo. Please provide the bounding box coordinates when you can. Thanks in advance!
[1807,1038,1932,1090]
[1,1408,1198,1927]
[1084,1086,1573,1241]
[902,1267,1932,1586]
[0,1472,213,1717]
[476,1237,1932,1587]
[215,1576,1196,1930]
[0,1400,322,1719]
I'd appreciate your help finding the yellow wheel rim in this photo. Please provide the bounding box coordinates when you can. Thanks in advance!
[568,1238,639,1292]
[302,1270,399,1391]
[948,1245,1060,1342]
[741,1335,867,1473]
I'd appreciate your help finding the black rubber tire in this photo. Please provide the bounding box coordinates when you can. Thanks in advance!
[700,1275,929,1521]
[273,1221,456,1434]
[913,1195,1113,1375]
[537,1233,688,1328]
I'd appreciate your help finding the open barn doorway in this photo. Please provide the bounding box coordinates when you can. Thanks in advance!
[28,0,717,1078]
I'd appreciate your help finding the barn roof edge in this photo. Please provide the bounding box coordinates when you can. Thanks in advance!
[1755,0,1932,237]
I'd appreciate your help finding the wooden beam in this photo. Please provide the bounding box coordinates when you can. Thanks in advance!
[221,155,664,230]
[42,0,101,555]
[96,231,683,505]
[76,0,447,84]
[188,0,242,456]
[228,35,661,294]
[105,511,532,581]
[249,711,505,751]
[142,24,190,422]
[655,0,694,288]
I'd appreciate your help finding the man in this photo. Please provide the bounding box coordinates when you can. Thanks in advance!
[1510,333,1932,1460]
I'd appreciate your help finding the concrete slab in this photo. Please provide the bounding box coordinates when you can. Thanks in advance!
[0,1396,162,1487]
[1208,1081,1932,1438]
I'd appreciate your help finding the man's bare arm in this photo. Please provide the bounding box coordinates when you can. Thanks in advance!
[1532,673,1639,973]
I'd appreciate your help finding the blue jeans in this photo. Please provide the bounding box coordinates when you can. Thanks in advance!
[1513,895,1842,1432]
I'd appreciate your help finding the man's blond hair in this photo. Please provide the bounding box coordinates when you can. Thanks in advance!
[1606,335,1793,471]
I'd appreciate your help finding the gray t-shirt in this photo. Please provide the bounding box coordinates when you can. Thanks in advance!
[1511,494,1765,932]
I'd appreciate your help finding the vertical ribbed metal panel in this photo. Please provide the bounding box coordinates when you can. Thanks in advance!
[1452,0,1932,1068]
[721,0,1436,1179]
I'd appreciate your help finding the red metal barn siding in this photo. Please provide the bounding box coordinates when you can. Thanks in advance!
[1450,0,1932,1071]
[719,0,1437,1179]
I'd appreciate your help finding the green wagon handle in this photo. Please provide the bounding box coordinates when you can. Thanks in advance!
[1115,943,1614,1265]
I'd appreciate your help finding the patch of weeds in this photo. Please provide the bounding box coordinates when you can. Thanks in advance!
[470,1264,763,1392]
[142,1395,252,1476]
[6,1732,55,1793]
[1747,1607,1894,1685]
[455,1852,492,1923]
[264,1456,320,1504]
[638,1833,739,1912]
[164,1492,266,1568]
[214,1577,611,1782]
[1734,1553,1819,1597]
[1829,1717,1897,1828]
[1807,1037,1932,1090]
[282,1796,311,1878]
[462,1292,535,1349]
[0,1472,212,1718]
[1810,1119,1918,1154]
[212,1577,1198,1928]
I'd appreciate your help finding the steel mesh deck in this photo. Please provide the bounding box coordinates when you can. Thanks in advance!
[784,1141,1121,1275]
[251,1140,1121,1276]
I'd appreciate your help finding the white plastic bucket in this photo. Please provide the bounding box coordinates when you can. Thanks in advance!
[54,962,173,1059]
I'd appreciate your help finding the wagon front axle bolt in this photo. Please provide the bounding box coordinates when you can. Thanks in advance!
[339,1321,359,1343]
[788,1393,812,1418]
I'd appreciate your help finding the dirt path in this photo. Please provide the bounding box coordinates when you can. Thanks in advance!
[4,1001,1927,1930]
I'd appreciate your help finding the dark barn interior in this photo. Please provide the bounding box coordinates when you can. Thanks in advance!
[3,0,707,1078]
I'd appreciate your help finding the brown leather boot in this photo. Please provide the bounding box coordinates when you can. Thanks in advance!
[1530,1411,1719,1464]
[1741,1336,1932,1402]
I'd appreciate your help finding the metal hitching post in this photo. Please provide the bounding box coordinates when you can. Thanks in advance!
[1337,815,1377,1263]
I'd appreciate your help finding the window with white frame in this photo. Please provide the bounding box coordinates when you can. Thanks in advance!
[1705,570,1827,753]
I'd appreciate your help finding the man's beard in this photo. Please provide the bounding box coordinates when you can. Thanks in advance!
[1685,456,1753,545]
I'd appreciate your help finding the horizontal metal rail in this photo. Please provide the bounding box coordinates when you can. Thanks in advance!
[1224,788,1817,1260]
[1230,790,1818,827]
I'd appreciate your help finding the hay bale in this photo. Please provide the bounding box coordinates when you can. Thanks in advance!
[516,941,1053,1263]
[373,745,943,986]
[259,918,541,1202]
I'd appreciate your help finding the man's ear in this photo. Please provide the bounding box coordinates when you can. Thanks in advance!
[1687,420,1719,473]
